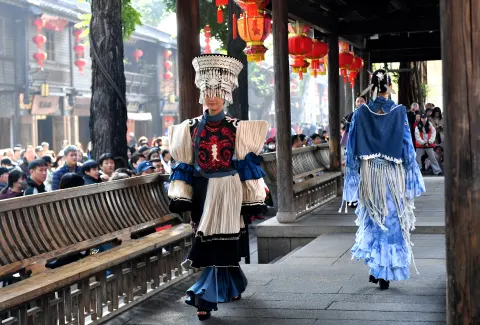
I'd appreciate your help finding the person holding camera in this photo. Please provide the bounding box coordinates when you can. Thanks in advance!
[415,114,443,175]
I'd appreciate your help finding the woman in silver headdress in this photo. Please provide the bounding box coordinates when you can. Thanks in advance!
[168,54,268,320]
[342,69,425,290]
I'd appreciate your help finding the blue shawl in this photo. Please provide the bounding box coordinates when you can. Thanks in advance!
[354,97,406,162]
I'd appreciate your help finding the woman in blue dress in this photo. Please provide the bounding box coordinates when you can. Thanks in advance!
[342,69,425,290]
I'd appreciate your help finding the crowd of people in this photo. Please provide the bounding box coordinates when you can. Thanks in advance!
[0,135,173,200]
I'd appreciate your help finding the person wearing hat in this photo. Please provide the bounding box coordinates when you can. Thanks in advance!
[343,69,426,291]
[168,54,268,320]
[414,113,443,175]
[1,157,14,168]
[136,160,154,176]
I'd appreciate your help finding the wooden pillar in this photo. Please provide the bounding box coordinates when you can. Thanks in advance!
[273,0,295,223]
[359,52,370,100]
[227,0,249,120]
[327,34,341,172]
[441,1,480,324]
[176,0,201,121]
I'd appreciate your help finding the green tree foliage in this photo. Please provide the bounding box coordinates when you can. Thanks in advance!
[162,0,228,49]
[131,0,167,26]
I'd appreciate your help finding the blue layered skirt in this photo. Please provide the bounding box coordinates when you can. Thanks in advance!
[351,190,411,281]
[185,267,248,311]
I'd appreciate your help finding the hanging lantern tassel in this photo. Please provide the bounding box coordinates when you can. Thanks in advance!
[217,6,223,23]
[299,69,304,80]
[232,14,237,39]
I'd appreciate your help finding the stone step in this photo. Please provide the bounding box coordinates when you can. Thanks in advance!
[274,245,304,264]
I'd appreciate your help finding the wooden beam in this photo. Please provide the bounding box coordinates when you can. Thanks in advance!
[327,34,341,172]
[340,17,440,35]
[367,32,441,51]
[370,48,441,63]
[176,0,201,121]
[441,0,480,324]
[273,0,296,223]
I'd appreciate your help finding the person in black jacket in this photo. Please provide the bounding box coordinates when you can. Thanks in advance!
[24,159,48,196]
[80,160,102,185]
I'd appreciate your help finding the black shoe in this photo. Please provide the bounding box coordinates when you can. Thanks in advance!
[369,275,379,284]
[436,172,444,176]
[232,294,242,302]
[197,310,211,321]
[379,279,390,290]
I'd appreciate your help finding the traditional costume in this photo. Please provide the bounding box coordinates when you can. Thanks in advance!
[167,54,268,318]
[342,70,425,290]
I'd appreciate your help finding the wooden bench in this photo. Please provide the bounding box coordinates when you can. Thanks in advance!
[261,144,342,219]
[0,174,193,324]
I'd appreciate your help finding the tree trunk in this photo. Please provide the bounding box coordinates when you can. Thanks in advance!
[227,0,249,120]
[398,61,428,109]
[89,0,128,161]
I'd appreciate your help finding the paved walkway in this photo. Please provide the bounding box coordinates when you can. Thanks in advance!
[106,177,446,325]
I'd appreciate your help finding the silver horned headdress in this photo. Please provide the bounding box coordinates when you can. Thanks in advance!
[192,54,244,105]
[360,69,396,100]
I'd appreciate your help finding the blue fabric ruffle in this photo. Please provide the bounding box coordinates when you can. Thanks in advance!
[234,152,266,182]
[351,192,411,281]
[185,267,247,311]
[169,163,194,185]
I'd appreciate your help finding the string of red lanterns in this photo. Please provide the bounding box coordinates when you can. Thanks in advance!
[132,49,144,63]
[32,18,47,70]
[288,22,312,80]
[204,25,212,54]
[72,28,86,74]
[163,50,173,81]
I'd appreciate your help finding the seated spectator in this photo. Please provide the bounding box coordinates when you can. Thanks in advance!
[161,150,172,174]
[151,158,165,173]
[99,153,115,181]
[138,136,148,147]
[130,152,145,171]
[138,146,150,159]
[0,170,27,200]
[310,133,323,145]
[137,161,154,176]
[292,135,302,149]
[299,134,308,146]
[52,146,80,191]
[41,155,54,191]
[110,172,131,181]
[81,160,102,185]
[321,131,329,143]
[148,148,161,160]
[77,148,86,164]
[41,141,49,153]
[0,167,9,191]
[59,173,85,189]
[152,137,162,148]
[115,168,135,177]
[24,159,48,195]
[1,157,14,168]
[20,146,36,176]
[35,146,44,158]
[264,138,276,152]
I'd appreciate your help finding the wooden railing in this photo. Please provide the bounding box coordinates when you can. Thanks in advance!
[261,144,342,219]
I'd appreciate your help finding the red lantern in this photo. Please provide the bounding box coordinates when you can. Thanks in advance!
[33,18,45,33]
[133,49,143,62]
[74,59,87,74]
[204,25,212,54]
[339,41,354,84]
[163,60,173,70]
[237,11,272,62]
[164,50,172,59]
[73,44,85,57]
[288,23,313,79]
[73,29,83,42]
[164,71,173,80]
[32,34,46,49]
[33,51,47,67]
[306,40,328,78]
[348,56,364,88]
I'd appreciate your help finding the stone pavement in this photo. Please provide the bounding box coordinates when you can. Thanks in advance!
[105,233,446,325]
